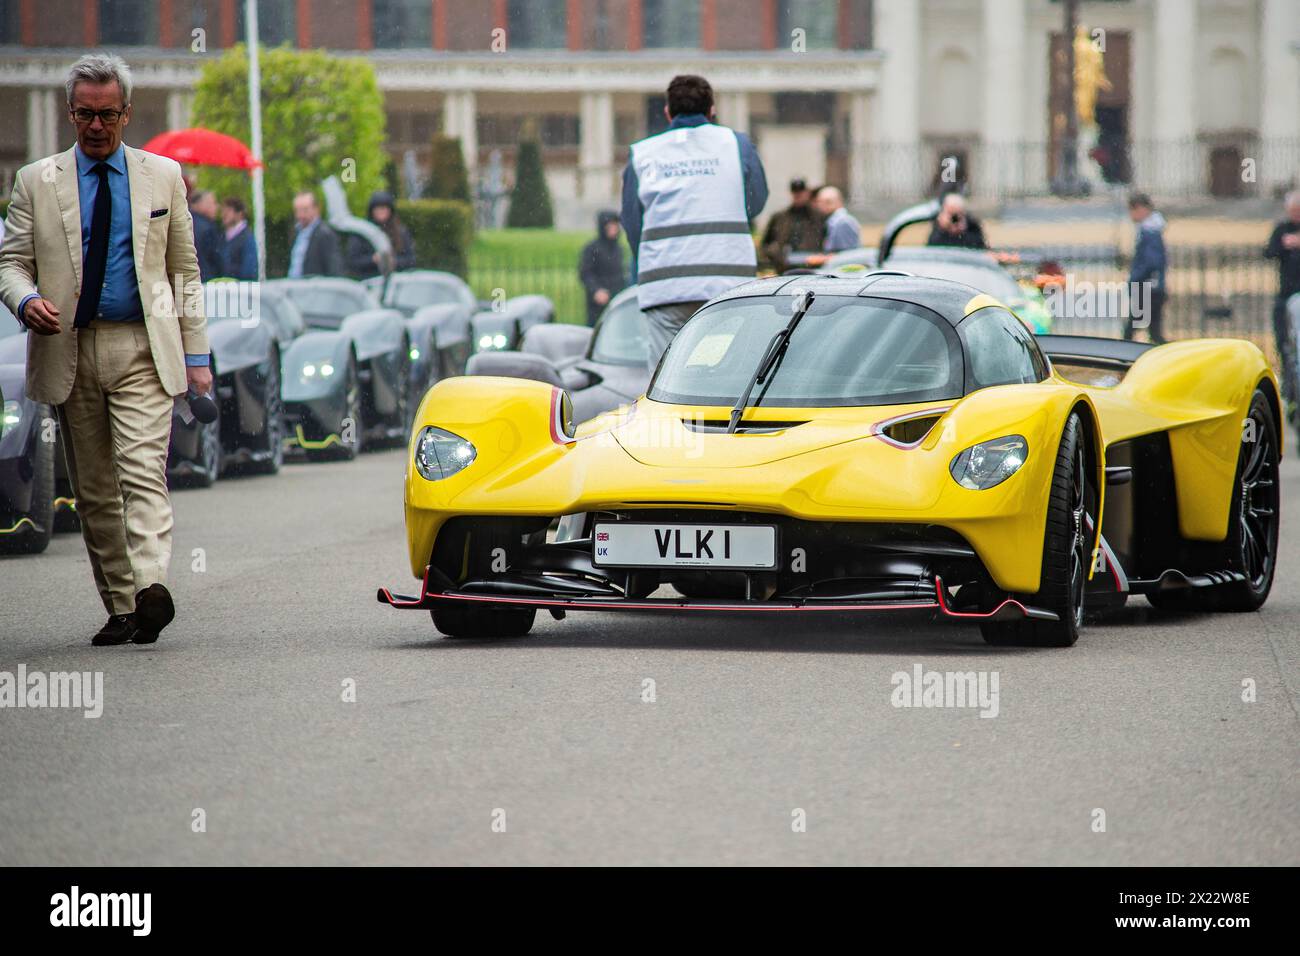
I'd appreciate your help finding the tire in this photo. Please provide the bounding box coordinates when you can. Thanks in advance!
[981,412,1092,648]
[1149,388,1279,613]
[188,405,223,488]
[0,417,55,555]
[429,523,536,639]
[247,349,284,476]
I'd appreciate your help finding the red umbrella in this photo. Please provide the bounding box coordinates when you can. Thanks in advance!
[141,127,263,171]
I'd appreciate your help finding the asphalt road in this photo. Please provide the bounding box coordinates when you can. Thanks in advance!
[1,448,1297,866]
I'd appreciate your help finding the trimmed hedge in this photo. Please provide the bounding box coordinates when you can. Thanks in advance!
[507,141,554,228]
[397,199,475,278]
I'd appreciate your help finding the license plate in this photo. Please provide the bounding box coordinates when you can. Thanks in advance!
[592,522,777,569]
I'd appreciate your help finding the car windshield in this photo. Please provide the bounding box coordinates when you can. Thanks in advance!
[591,296,648,365]
[888,254,1024,302]
[389,278,462,311]
[648,295,963,407]
[277,285,368,328]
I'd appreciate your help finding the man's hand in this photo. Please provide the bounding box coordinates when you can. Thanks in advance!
[186,365,213,397]
[1282,233,1300,251]
[22,298,61,335]
[593,288,610,306]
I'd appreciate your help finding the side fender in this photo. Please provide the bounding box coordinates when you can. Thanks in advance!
[920,382,1101,594]
[1119,339,1277,540]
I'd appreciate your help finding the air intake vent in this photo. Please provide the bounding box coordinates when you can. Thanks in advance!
[682,419,808,435]
[878,415,942,447]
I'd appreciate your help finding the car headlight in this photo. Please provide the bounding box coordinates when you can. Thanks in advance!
[2,400,20,429]
[950,435,1028,490]
[415,426,476,481]
[493,333,507,349]
[478,334,494,350]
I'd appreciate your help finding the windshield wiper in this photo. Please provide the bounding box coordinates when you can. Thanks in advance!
[726,289,815,434]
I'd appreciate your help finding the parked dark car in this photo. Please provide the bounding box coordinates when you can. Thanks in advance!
[0,307,59,552]
[266,278,411,457]
[468,286,649,423]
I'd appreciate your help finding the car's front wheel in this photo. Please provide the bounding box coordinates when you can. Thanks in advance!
[0,417,55,555]
[982,411,1092,648]
[428,522,536,639]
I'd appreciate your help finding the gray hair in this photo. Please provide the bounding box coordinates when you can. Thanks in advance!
[1286,190,1300,209]
[65,54,133,107]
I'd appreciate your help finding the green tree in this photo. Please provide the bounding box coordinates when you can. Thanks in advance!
[428,133,471,202]
[506,140,553,228]
[190,44,387,229]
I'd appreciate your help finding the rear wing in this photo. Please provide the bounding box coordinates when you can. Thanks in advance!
[1037,334,1153,372]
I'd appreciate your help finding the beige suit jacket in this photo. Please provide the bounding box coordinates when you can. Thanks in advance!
[0,144,208,404]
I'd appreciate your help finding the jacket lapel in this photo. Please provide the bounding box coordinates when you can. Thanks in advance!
[52,147,82,287]
[124,145,154,280]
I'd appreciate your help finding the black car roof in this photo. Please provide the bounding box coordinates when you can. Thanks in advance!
[709,272,991,326]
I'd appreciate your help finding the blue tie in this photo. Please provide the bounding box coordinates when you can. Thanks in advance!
[73,162,111,329]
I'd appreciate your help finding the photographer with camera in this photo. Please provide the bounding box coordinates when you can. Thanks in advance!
[927,191,987,250]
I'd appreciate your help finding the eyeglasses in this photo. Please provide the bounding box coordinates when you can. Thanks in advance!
[70,107,127,126]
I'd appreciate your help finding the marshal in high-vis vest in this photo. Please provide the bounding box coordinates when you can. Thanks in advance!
[621,75,768,370]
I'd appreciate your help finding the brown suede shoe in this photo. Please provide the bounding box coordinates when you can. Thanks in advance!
[92,614,136,647]
[131,584,175,645]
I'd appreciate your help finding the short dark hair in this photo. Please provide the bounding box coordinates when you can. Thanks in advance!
[666,74,713,118]
[1128,192,1154,210]
[222,196,246,217]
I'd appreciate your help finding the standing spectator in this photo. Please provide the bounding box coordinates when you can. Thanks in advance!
[1264,191,1300,411]
[0,54,210,646]
[622,74,768,371]
[578,211,627,325]
[347,189,415,279]
[219,196,258,281]
[813,186,861,254]
[188,189,224,281]
[1123,192,1168,344]
[288,190,344,279]
[927,192,988,250]
[761,178,825,270]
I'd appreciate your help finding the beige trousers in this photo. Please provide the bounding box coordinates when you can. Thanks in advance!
[57,320,175,616]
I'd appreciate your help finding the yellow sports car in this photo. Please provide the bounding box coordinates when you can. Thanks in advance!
[379,273,1280,647]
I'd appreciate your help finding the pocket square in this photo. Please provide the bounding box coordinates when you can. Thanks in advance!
[150,208,169,219]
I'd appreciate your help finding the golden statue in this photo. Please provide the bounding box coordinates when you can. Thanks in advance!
[1074,24,1112,126]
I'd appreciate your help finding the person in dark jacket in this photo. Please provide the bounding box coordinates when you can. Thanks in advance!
[927,191,987,250]
[578,211,627,325]
[288,191,344,279]
[1123,192,1167,343]
[760,178,825,270]
[1265,191,1300,410]
[346,189,416,279]
[219,196,258,281]
[188,189,224,282]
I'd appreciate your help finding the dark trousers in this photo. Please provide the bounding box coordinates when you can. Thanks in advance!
[1123,288,1166,344]
[1273,294,1299,411]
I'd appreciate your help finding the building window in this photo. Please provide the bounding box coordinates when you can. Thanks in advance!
[0,0,20,45]
[373,0,433,49]
[643,0,699,49]
[777,0,837,50]
[235,0,298,47]
[507,0,567,49]
[98,0,159,45]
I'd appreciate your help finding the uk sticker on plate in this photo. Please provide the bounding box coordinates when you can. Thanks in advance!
[592,523,777,569]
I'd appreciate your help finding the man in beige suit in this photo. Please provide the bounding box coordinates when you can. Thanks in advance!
[0,54,210,646]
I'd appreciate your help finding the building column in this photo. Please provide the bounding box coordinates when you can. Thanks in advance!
[1152,0,1197,193]
[847,90,871,207]
[166,91,193,132]
[872,0,922,200]
[716,90,749,135]
[981,0,1025,202]
[578,90,615,200]
[443,90,478,179]
[27,88,59,161]
[1259,0,1300,195]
